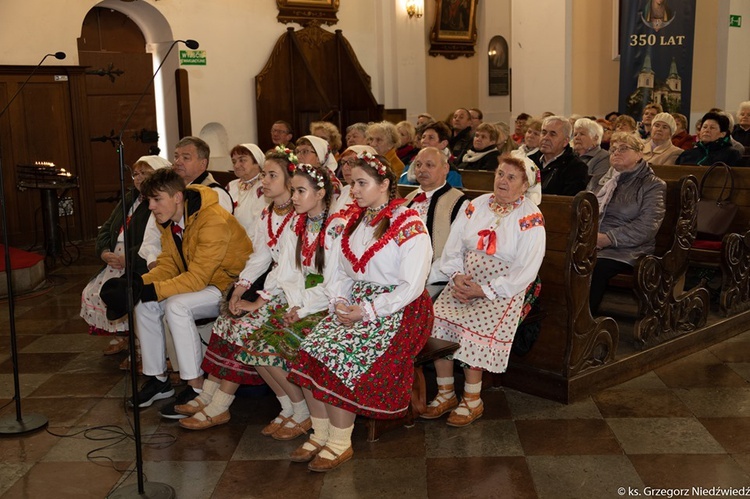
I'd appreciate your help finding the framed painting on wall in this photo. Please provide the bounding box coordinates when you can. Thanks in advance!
[429,0,479,59]
[276,0,340,27]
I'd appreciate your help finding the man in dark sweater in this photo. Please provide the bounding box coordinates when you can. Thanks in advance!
[529,116,588,196]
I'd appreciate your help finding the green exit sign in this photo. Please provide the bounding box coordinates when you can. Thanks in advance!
[180,50,206,66]
[730,14,742,27]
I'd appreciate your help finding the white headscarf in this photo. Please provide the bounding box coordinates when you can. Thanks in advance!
[519,156,542,205]
[137,155,171,170]
[238,143,265,169]
[303,135,338,173]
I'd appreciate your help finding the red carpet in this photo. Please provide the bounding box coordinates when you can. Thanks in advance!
[0,245,45,271]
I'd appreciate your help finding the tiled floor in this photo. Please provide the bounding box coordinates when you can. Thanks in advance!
[1,255,750,498]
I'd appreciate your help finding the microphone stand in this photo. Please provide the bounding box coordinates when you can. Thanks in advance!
[110,39,198,499]
[0,52,66,435]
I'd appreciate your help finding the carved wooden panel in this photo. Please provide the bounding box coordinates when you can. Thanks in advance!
[633,175,709,348]
[720,230,750,315]
[562,191,619,376]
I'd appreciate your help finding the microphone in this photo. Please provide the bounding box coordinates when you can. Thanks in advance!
[182,39,199,50]
[0,51,66,118]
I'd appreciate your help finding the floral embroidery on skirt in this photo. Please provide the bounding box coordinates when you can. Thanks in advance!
[288,285,434,419]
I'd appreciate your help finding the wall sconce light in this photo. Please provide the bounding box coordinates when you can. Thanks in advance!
[406,0,423,19]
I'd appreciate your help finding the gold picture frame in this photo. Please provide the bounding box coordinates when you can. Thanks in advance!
[429,0,479,59]
[276,0,340,27]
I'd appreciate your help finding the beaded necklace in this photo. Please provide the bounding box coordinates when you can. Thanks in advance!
[266,198,294,248]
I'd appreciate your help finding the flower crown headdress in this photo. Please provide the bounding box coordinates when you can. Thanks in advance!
[357,151,387,176]
[274,145,298,173]
[295,163,326,188]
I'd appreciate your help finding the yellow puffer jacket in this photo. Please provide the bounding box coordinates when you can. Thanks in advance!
[142,185,253,300]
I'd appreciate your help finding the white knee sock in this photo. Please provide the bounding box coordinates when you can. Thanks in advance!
[267,395,294,426]
[454,381,482,416]
[189,378,218,407]
[288,400,310,426]
[318,424,353,460]
[428,376,455,406]
[302,416,329,451]
[192,390,234,421]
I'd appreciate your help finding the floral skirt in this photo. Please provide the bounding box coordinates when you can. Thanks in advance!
[80,243,127,335]
[236,302,326,370]
[432,250,536,374]
[288,282,434,419]
[200,294,287,385]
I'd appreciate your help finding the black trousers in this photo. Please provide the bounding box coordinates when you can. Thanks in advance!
[589,258,632,314]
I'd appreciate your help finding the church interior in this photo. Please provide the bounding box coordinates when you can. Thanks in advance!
[1,0,750,497]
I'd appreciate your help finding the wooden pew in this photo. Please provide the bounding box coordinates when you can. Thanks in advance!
[651,164,750,316]
[608,175,709,348]
[503,192,620,402]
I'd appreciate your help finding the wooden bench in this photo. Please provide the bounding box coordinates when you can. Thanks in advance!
[605,175,709,348]
[651,164,750,316]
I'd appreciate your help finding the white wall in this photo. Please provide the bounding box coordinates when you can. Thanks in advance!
[510,0,573,116]
[478,0,512,125]
[724,0,750,112]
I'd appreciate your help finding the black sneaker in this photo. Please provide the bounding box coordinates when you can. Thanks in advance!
[158,386,199,420]
[130,377,174,408]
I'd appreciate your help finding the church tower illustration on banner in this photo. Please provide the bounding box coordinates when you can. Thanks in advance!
[636,52,655,105]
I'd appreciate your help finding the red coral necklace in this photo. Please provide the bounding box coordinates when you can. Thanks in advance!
[341,200,411,273]
[267,200,294,248]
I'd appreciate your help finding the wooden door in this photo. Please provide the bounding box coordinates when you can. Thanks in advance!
[78,7,158,226]
[0,68,91,247]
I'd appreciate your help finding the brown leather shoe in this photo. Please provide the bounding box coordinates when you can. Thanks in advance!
[272,418,312,441]
[102,337,128,355]
[420,391,458,419]
[446,394,484,427]
[261,415,292,436]
[308,446,353,472]
[289,438,324,463]
[174,398,206,416]
[178,410,230,430]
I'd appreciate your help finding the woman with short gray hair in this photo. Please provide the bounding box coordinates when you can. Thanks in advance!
[573,118,610,184]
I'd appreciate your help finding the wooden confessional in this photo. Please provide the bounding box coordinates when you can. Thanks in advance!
[255,26,382,151]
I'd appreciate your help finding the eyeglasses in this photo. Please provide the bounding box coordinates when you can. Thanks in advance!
[610,145,638,154]
[339,159,356,167]
[131,170,149,179]
[296,148,316,156]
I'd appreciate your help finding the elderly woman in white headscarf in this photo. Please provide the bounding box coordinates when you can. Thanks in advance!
[588,131,666,313]
[226,143,266,242]
[425,154,545,427]
[573,118,610,185]
[641,113,683,165]
[81,155,171,352]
